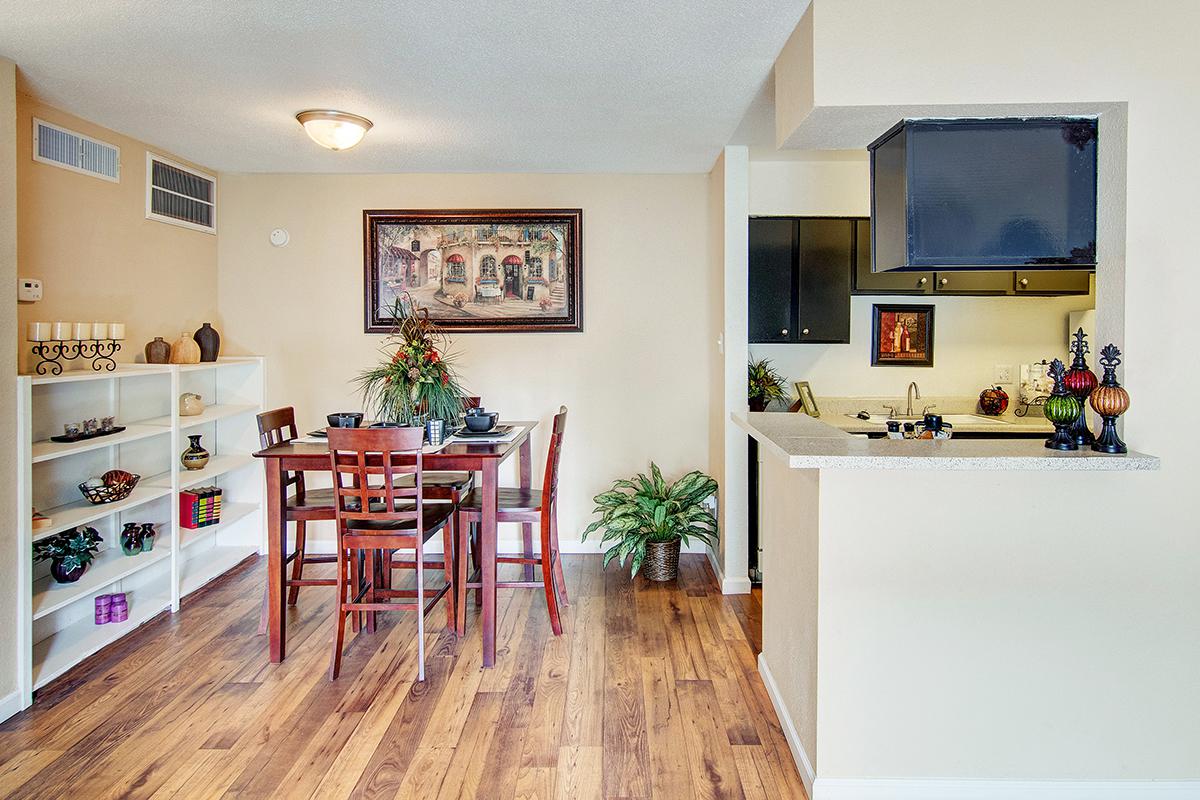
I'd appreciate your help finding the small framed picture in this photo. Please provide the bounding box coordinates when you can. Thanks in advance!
[871,304,935,367]
[794,381,820,417]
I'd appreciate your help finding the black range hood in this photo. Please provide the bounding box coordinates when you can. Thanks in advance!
[869,117,1097,272]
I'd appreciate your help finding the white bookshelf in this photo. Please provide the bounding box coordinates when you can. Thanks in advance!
[15,356,265,706]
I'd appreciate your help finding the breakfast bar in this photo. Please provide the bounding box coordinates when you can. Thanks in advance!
[735,411,1165,791]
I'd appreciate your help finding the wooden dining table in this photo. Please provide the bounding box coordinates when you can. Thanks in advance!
[253,421,538,668]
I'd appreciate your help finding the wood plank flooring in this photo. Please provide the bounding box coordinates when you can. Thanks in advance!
[0,555,805,799]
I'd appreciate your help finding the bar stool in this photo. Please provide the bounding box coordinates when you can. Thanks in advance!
[256,407,337,634]
[327,426,456,681]
[456,406,568,637]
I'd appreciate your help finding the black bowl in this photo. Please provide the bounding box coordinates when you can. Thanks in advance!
[327,412,364,429]
[463,412,498,432]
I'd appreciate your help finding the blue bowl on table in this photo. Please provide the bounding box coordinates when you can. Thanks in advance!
[463,412,498,432]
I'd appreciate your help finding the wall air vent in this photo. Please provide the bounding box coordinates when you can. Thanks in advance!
[32,118,120,182]
[146,154,216,233]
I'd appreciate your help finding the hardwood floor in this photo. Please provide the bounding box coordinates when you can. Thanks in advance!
[0,554,805,800]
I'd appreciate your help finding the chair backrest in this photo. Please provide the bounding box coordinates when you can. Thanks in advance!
[257,407,306,497]
[327,426,425,533]
[541,406,568,507]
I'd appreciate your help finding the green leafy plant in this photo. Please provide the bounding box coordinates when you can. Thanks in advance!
[355,296,467,424]
[582,464,719,577]
[33,526,103,572]
[748,358,788,409]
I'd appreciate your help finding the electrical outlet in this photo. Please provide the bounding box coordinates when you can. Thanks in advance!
[994,364,1014,383]
[18,278,42,302]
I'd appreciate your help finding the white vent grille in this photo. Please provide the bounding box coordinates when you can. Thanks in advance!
[32,118,120,182]
[146,154,216,233]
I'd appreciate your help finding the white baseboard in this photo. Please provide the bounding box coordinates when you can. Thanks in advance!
[0,689,25,723]
[757,655,1199,800]
[708,547,752,595]
[758,652,816,798]
[303,537,707,556]
[812,778,1200,799]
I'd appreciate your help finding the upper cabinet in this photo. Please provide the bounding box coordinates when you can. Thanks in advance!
[749,217,851,344]
[869,118,1098,273]
[852,219,932,293]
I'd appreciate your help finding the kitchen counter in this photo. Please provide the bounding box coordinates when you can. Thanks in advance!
[735,411,1158,470]
[820,410,1052,435]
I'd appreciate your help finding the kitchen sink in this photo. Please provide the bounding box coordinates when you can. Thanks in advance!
[845,413,1009,426]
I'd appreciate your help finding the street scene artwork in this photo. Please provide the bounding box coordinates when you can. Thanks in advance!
[364,209,582,333]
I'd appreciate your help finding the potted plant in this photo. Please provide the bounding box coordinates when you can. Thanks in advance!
[34,526,103,583]
[355,296,467,425]
[748,358,788,412]
[582,464,718,581]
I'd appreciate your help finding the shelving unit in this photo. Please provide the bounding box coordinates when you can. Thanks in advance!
[15,357,264,707]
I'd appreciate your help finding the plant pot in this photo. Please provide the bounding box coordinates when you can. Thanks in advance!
[643,539,682,582]
[50,560,87,584]
[748,398,767,412]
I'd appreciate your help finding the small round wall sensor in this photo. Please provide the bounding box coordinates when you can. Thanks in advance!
[269,228,290,247]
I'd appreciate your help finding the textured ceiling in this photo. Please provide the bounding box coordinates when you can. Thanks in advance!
[0,1,804,174]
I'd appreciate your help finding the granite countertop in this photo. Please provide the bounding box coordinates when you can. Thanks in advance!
[734,412,1159,471]
[811,395,1053,435]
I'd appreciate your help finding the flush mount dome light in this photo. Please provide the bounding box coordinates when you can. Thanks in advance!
[295,109,373,151]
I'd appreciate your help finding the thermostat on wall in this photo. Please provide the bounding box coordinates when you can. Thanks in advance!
[269,228,290,247]
[18,277,42,302]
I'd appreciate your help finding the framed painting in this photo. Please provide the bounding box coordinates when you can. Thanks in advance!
[364,208,582,333]
[871,304,935,367]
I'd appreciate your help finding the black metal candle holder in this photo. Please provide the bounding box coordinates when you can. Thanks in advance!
[30,339,122,375]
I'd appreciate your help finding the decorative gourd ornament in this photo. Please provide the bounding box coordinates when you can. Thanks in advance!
[1043,359,1081,451]
[1063,328,1099,446]
[1090,344,1130,454]
[978,385,1009,416]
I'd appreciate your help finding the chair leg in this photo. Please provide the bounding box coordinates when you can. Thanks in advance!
[330,545,348,680]
[288,520,307,606]
[365,548,377,634]
[539,511,563,637]
[470,521,483,608]
[550,505,568,607]
[455,511,469,636]
[443,519,456,631]
[350,548,360,634]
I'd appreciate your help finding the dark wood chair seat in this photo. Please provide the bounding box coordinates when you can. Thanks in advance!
[348,503,453,532]
[285,486,336,509]
[458,487,543,514]
[393,471,473,491]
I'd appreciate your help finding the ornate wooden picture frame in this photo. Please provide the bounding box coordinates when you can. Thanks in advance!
[363,208,583,333]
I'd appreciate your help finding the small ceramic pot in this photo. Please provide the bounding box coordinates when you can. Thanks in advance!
[50,560,87,584]
[140,523,156,552]
[181,434,210,470]
[193,322,221,362]
[170,332,201,364]
[179,393,205,417]
[145,336,171,364]
[120,522,144,555]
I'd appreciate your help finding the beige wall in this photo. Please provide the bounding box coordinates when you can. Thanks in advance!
[216,172,713,549]
[15,96,218,370]
[749,155,1095,398]
[0,60,19,704]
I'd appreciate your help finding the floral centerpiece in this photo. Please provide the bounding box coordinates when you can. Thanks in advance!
[355,296,467,425]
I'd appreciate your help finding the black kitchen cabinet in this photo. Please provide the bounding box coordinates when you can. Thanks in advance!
[749,217,851,344]
[932,270,1011,295]
[1013,270,1092,295]
[852,218,932,294]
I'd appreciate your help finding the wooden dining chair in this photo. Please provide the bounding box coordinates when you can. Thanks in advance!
[392,396,481,501]
[327,426,456,681]
[256,407,337,634]
[455,406,569,637]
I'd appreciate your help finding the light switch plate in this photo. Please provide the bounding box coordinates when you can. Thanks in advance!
[994,364,1014,383]
[18,277,42,302]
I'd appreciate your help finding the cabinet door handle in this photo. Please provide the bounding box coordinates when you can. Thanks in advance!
[939,278,949,286]
[802,328,810,335]
[1019,278,1030,287]
[781,328,788,336]
[918,277,928,285]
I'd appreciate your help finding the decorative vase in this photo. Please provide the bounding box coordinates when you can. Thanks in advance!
[181,434,210,470]
[1043,359,1082,451]
[140,523,156,552]
[144,336,171,364]
[179,392,205,416]
[1063,328,1099,446]
[193,322,221,362]
[642,539,682,582]
[1090,344,1130,454]
[748,398,767,413]
[978,385,1009,416]
[170,331,201,364]
[50,560,86,584]
[120,522,144,555]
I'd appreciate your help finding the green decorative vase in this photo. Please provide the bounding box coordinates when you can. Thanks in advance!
[1043,359,1082,451]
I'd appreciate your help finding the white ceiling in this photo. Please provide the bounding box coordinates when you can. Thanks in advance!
[0,1,805,174]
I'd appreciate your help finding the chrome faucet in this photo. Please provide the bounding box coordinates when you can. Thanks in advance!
[906,382,921,417]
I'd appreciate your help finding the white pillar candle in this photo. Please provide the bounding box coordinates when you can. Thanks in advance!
[91,322,109,340]
[72,322,90,341]
[51,321,72,341]
[108,323,126,340]
[27,322,51,342]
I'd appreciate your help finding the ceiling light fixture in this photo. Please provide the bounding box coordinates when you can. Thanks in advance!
[295,109,373,151]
